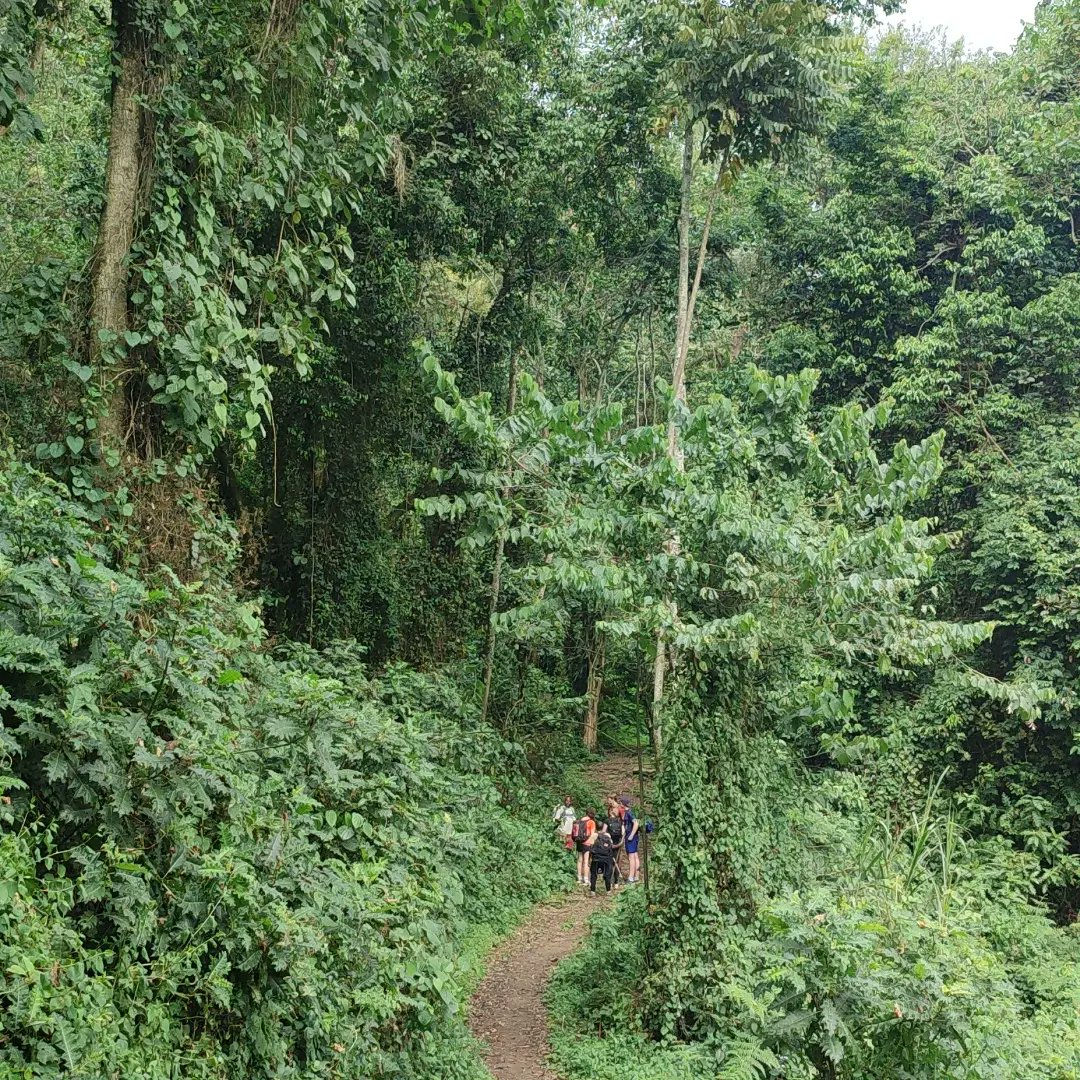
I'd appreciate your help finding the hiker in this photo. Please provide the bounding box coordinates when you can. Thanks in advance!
[605,798,625,884]
[572,808,596,884]
[585,819,616,894]
[552,795,576,851]
[621,796,641,884]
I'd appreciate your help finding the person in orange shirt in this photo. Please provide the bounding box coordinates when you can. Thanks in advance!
[573,809,596,884]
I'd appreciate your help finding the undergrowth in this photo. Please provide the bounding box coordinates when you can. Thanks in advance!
[550,725,1080,1080]
[548,890,712,1080]
[0,459,566,1079]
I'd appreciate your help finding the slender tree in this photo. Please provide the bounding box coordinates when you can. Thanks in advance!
[644,0,864,752]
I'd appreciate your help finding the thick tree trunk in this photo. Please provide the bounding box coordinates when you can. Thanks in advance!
[91,2,144,455]
[582,628,605,751]
[479,351,519,727]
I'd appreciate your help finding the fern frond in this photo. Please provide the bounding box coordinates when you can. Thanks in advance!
[718,1035,781,1080]
[721,981,770,1020]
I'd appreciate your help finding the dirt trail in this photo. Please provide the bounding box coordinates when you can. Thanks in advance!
[468,752,650,1080]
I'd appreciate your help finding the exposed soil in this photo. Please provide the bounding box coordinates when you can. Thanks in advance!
[468,890,599,1080]
[588,749,655,811]
[468,753,649,1080]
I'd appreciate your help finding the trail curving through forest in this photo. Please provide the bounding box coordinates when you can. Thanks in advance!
[469,753,649,1080]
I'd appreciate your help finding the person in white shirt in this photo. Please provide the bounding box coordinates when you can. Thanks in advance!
[552,795,576,854]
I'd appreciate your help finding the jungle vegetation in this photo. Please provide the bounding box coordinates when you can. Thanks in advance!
[1,0,1079,1076]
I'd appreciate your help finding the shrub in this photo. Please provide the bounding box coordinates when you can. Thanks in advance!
[553,727,1080,1080]
[0,459,563,1078]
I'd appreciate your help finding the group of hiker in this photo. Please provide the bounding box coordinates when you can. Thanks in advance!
[552,795,643,895]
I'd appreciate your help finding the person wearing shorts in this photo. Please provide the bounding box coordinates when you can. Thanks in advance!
[575,809,596,884]
[621,797,640,884]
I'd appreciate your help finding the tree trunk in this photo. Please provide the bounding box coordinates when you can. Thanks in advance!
[478,535,504,726]
[582,627,605,751]
[668,123,694,455]
[479,350,519,727]
[678,153,727,371]
[651,123,695,755]
[651,129,729,757]
[90,1,145,455]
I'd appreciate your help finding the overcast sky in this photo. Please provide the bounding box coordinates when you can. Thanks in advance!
[880,0,1039,52]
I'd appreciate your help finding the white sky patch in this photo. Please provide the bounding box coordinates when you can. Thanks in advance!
[880,0,1038,53]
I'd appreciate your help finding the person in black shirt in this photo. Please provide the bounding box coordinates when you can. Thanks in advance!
[585,820,616,894]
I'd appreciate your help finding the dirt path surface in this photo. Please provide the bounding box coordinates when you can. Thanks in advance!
[589,750,655,808]
[468,753,648,1080]
[468,892,597,1080]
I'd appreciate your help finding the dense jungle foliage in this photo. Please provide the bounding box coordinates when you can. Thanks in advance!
[1,0,1079,1077]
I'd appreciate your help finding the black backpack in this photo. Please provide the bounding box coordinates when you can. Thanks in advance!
[606,816,623,844]
[592,832,614,860]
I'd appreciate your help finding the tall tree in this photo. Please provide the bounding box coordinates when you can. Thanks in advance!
[638,0,876,750]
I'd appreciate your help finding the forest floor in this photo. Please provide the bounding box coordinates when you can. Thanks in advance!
[469,752,651,1080]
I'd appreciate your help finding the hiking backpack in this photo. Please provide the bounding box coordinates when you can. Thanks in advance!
[592,832,614,859]
[571,817,589,842]
[606,815,623,845]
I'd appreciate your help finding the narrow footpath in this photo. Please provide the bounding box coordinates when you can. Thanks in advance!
[468,752,650,1080]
